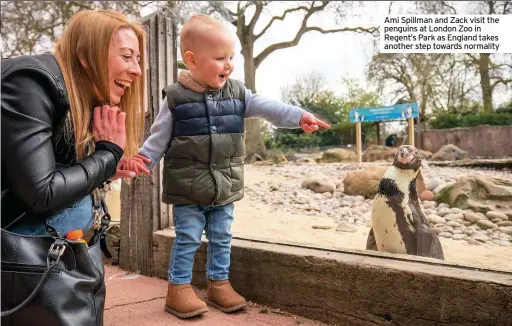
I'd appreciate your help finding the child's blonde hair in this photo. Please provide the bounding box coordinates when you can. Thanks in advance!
[179,14,230,59]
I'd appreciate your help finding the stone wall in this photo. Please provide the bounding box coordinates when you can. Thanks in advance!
[422,125,512,158]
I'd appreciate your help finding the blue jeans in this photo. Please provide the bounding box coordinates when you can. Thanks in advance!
[7,195,94,236]
[169,203,234,284]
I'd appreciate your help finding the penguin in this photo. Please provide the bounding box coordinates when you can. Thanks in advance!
[366,145,445,260]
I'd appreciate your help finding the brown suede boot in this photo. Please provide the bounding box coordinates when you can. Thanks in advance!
[206,280,248,313]
[164,283,208,318]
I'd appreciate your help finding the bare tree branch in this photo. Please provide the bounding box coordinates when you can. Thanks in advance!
[254,4,310,39]
[254,1,376,68]
[248,1,264,34]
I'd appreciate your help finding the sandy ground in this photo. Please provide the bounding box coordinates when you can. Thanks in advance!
[231,164,512,273]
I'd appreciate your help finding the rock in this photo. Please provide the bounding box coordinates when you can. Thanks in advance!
[467,238,482,246]
[422,201,438,209]
[343,166,388,199]
[312,224,334,230]
[419,190,434,201]
[497,221,512,227]
[438,232,453,238]
[302,174,336,194]
[446,221,462,228]
[320,148,357,163]
[427,215,446,224]
[335,222,358,233]
[432,228,442,234]
[471,233,489,243]
[434,176,512,214]
[362,146,396,162]
[295,157,317,164]
[477,220,498,230]
[486,211,508,221]
[266,152,288,164]
[436,207,449,217]
[440,226,454,233]
[419,150,433,159]
[464,212,486,224]
[491,218,503,224]
[497,240,511,247]
[323,192,333,199]
[431,144,469,161]
[444,213,464,221]
[343,195,365,202]
[427,178,440,191]
[452,234,468,240]
[447,207,462,214]
[498,227,512,235]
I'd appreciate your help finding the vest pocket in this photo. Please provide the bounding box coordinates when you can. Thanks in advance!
[230,158,244,192]
[163,160,195,196]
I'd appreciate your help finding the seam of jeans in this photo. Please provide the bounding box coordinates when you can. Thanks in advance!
[169,207,178,282]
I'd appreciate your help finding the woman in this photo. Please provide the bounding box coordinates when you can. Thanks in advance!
[1,10,150,236]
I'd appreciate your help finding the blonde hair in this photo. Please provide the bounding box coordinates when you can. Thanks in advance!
[53,10,146,161]
[179,14,229,59]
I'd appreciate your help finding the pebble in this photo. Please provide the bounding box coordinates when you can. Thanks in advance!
[312,224,334,230]
[452,234,467,240]
[464,212,486,224]
[477,220,498,230]
[336,222,358,233]
[444,213,464,221]
[487,211,508,221]
[471,233,489,243]
[438,232,452,238]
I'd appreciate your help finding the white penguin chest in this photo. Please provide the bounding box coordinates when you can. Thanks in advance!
[371,195,408,254]
[370,168,417,254]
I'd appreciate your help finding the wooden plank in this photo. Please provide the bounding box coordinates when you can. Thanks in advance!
[119,10,177,276]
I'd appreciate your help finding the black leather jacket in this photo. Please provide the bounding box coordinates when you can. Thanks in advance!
[1,53,123,229]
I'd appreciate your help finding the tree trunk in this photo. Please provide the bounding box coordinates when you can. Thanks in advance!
[242,43,267,163]
[478,53,493,112]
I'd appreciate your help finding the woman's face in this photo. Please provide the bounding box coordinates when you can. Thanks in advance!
[107,28,142,105]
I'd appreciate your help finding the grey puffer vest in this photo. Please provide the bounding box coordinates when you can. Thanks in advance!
[161,76,246,206]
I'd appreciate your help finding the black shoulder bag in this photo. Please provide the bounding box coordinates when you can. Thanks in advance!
[1,191,113,326]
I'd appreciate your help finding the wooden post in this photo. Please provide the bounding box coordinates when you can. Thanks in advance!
[119,9,177,276]
[407,118,415,146]
[376,122,380,146]
[356,122,362,163]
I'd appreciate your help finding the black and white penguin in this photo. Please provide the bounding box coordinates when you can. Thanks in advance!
[366,145,444,260]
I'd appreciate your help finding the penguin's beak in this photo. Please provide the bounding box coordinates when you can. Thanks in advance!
[398,153,415,164]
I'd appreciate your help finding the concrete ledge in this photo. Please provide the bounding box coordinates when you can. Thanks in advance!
[152,229,512,326]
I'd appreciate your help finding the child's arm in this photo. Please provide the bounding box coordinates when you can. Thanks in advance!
[243,88,330,132]
[244,88,305,128]
[137,97,174,171]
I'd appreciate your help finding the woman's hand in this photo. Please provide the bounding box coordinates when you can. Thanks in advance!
[92,105,126,150]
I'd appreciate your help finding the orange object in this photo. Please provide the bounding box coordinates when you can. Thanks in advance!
[66,229,88,246]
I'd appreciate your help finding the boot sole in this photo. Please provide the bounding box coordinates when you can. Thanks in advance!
[206,299,248,313]
[164,305,209,319]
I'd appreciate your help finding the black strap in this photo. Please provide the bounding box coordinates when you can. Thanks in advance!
[1,239,67,317]
[88,198,112,259]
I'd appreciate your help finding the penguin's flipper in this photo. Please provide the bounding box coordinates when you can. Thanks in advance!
[415,223,435,257]
[430,234,445,260]
[409,201,442,259]
[366,228,378,251]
